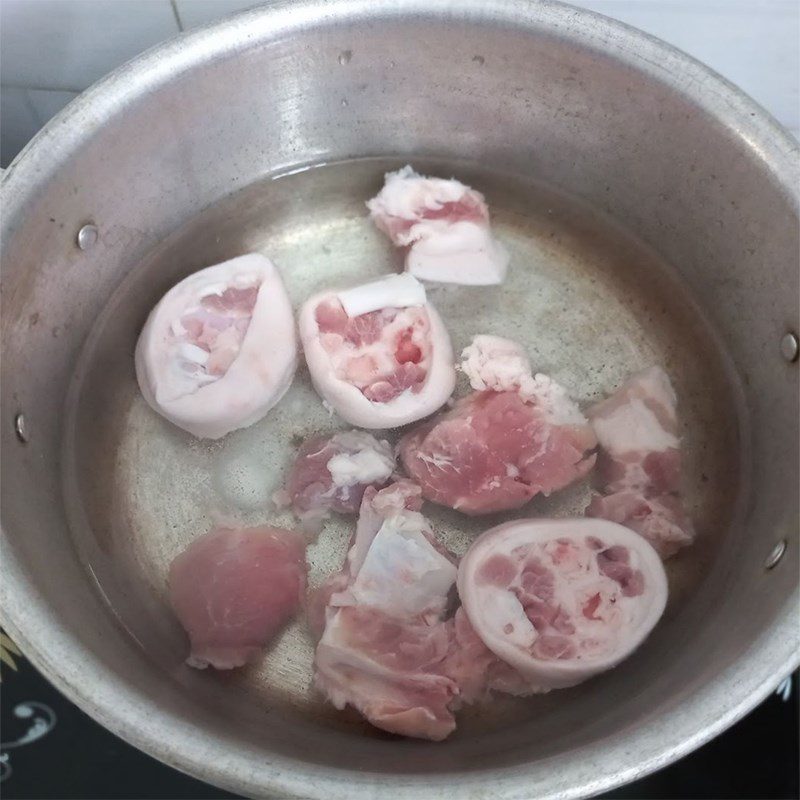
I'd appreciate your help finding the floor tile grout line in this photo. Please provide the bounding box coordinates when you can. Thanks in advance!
[170,0,185,32]
[2,83,85,94]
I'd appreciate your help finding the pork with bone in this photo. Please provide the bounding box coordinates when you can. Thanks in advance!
[280,430,396,532]
[456,518,667,691]
[299,274,456,428]
[367,166,509,285]
[135,254,297,439]
[399,335,597,514]
[585,366,695,557]
[312,481,462,740]
[168,525,306,669]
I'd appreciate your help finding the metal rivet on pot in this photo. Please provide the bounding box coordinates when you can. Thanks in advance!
[337,50,352,65]
[764,539,787,570]
[14,413,28,443]
[77,223,98,250]
[780,332,799,363]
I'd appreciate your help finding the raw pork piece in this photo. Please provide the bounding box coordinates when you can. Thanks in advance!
[315,606,458,740]
[299,274,456,428]
[585,366,695,557]
[135,253,297,439]
[367,166,509,285]
[457,518,667,691]
[282,430,395,531]
[399,335,596,514]
[440,608,531,704]
[169,525,306,669]
[305,479,425,641]
[313,481,461,740]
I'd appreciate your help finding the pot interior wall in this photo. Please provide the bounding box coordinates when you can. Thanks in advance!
[1,4,797,797]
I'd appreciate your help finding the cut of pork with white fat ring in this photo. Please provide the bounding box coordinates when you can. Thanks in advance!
[135,253,297,439]
[298,274,456,428]
[458,518,668,691]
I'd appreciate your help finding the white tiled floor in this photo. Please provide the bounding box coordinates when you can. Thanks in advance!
[27,89,81,124]
[0,87,40,167]
[576,0,799,134]
[1,1,798,167]
[1,86,81,166]
[1,0,179,90]
[174,0,261,30]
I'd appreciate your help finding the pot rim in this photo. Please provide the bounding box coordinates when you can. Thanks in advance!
[2,1,798,798]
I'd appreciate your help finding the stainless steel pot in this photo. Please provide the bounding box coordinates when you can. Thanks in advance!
[2,2,798,798]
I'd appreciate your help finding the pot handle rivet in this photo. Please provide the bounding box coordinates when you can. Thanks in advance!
[779,332,798,363]
[764,539,787,570]
[77,223,98,251]
[14,413,28,443]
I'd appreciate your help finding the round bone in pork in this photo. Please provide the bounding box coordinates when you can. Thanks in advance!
[298,274,456,428]
[458,518,668,691]
[135,253,297,439]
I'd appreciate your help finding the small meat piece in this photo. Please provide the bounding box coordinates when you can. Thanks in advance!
[367,166,509,285]
[135,254,297,439]
[441,608,531,705]
[440,608,496,704]
[169,526,306,669]
[586,366,695,557]
[326,482,457,625]
[459,335,590,416]
[298,274,456,428]
[460,335,534,394]
[457,518,667,691]
[306,571,349,642]
[340,505,457,623]
[304,481,422,638]
[400,336,596,514]
[285,430,395,531]
[313,482,460,739]
[315,607,458,741]
[586,491,694,558]
[342,480,424,581]
[588,366,680,492]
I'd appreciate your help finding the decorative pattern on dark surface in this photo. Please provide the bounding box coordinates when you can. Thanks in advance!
[0,630,797,799]
[1,702,57,782]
